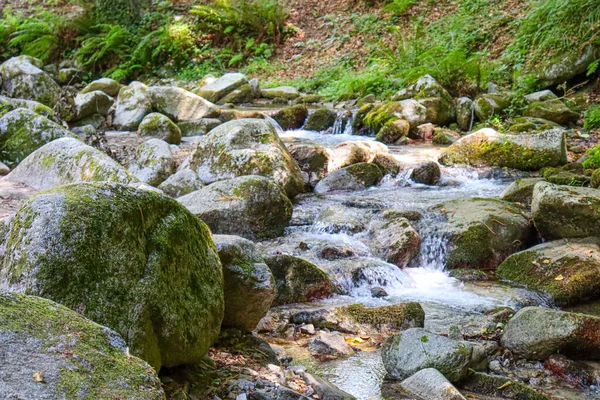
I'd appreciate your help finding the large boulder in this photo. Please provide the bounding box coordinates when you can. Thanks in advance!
[194,72,248,103]
[304,108,338,132]
[382,328,473,383]
[113,81,152,130]
[4,137,136,190]
[531,182,600,240]
[524,99,579,125]
[0,182,224,371]
[128,138,175,186]
[364,100,427,132]
[500,177,545,206]
[393,75,456,126]
[0,95,55,120]
[497,237,600,306]
[432,198,533,270]
[0,56,61,107]
[138,112,182,144]
[314,163,383,194]
[272,104,308,130]
[264,255,337,306]
[181,118,304,198]
[0,292,164,399]
[534,45,600,88]
[370,218,421,268]
[80,77,122,97]
[147,86,220,122]
[375,119,410,145]
[399,368,466,400]
[72,90,114,122]
[214,235,276,332]
[438,128,567,171]
[501,307,600,360]
[178,175,293,239]
[157,168,204,198]
[0,108,74,167]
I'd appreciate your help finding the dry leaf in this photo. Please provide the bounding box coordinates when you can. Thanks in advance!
[33,371,44,383]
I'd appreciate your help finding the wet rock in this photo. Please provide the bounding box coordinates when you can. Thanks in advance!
[304,108,337,131]
[501,307,600,360]
[456,97,474,131]
[0,182,224,371]
[382,328,473,382]
[309,332,354,358]
[524,99,579,125]
[288,144,331,183]
[177,118,222,136]
[410,161,441,185]
[438,128,567,171]
[318,245,355,260]
[0,56,61,107]
[531,181,600,240]
[214,235,276,332]
[264,255,337,306]
[461,372,549,400]
[314,163,383,194]
[399,368,466,400]
[500,178,545,206]
[80,77,122,97]
[138,112,182,144]
[371,287,388,298]
[72,90,114,121]
[296,94,323,105]
[372,153,404,176]
[261,86,300,100]
[375,119,410,144]
[178,175,293,239]
[371,218,421,268]
[473,93,510,121]
[113,81,153,130]
[194,72,248,103]
[128,138,175,186]
[272,105,309,130]
[302,372,356,400]
[5,137,136,190]
[157,168,204,198]
[448,269,488,282]
[0,108,75,167]
[497,237,600,306]
[147,86,220,122]
[433,198,532,270]
[330,141,389,169]
[0,292,164,399]
[182,119,304,198]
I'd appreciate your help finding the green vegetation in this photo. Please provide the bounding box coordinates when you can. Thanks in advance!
[584,106,600,130]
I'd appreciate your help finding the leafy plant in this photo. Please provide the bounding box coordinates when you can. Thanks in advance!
[584,105,600,131]
[75,24,132,74]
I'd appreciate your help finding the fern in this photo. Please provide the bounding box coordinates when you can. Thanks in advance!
[8,12,73,62]
[75,24,132,72]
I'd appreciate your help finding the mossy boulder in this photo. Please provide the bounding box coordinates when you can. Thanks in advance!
[194,72,248,103]
[217,84,255,105]
[314,163,383,194]
[128,138,175,186]
[410,161,441,185]
[364,101,426,133]
[296,94,323,104]
[500,178,545,206]
[261,86,300,100]
[382,328,473,383]
[544,171,589,186]
[264,254,337,306]
[473,93,511,121]
[147,86,220,122]
[392,75,456,126]
[304,108,337,131]
[432,128,460,145]
[182,118,304,198]
[372,153,404,176]
[272,104,309,130]
[80,77,122,97]
[591,168,600,188]
[5,137,137,190]
[157,168,204,198]
[531,181,600,240]
[352,103,376,134]
[456,97,474,131]
[524,99,579,126]
[438,128,567,171]
[533,44,600,88]
[138,112,182,145]
[375,119,409,144]
[501,307,600,360]
[370,218,421,268]
[0,292,164,399]
[178,175,293,239]
[497,237,600,306]
[71,90,114,122]
[0,56,61,108]
[177,118,222,136]
[214,234,276,331]
[113,81,152,130]
[0,108,75,168]
[0,182,224,371]
[0,95,55,120]
[432,198,533,270]
[506,116,560,133]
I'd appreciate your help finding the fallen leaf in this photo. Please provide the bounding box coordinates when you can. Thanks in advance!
[33,371,44,383]
[555,275,565,281]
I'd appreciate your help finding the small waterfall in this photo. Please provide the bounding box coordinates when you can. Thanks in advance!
[331,111,353,135]
[264,115,285,135]
[410,213,450,271]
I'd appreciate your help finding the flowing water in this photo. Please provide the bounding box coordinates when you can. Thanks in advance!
[258,120,551,399]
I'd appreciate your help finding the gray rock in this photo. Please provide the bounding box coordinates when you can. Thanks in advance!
[314,163,383,194]
[531,181,600,240]
[397,99,428,129]
[0,292,164,399]
[393,75,456,126]
[382,328,473,382]
[147,86,220,122]
[157,168,204,197]
[194,72,248,103]
[456,97,473,131]
[411,161,441,185]
[0,95,55,120]
[524,90,558,103]
[302,372,356,400]
[304,108,338,131]
[178,175,293,239]
[535,45,600,88]
[0,56,61,107]
[300,324,316,335]
[128,138,175,186]
[178,118,222,136]
[309,332,354,357]
[181,119,304,198]
[0,108,75,167]
[214,234,276,332]
[138,112,182,144]
[500,178,545,206]
[261,86,300,100]
[370,218,421,268]
[400,368,466,400]
[330,141,389,170]
[5,137,136,190]
[72,90,114,121]
[113,81,152,130]
[57,67,83,85]
[524,99,579,125]
[501,307,600,360]
[473,93,510,121]
[80,77,122,97]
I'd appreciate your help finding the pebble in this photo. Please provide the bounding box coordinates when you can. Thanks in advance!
[300,324,316,335]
